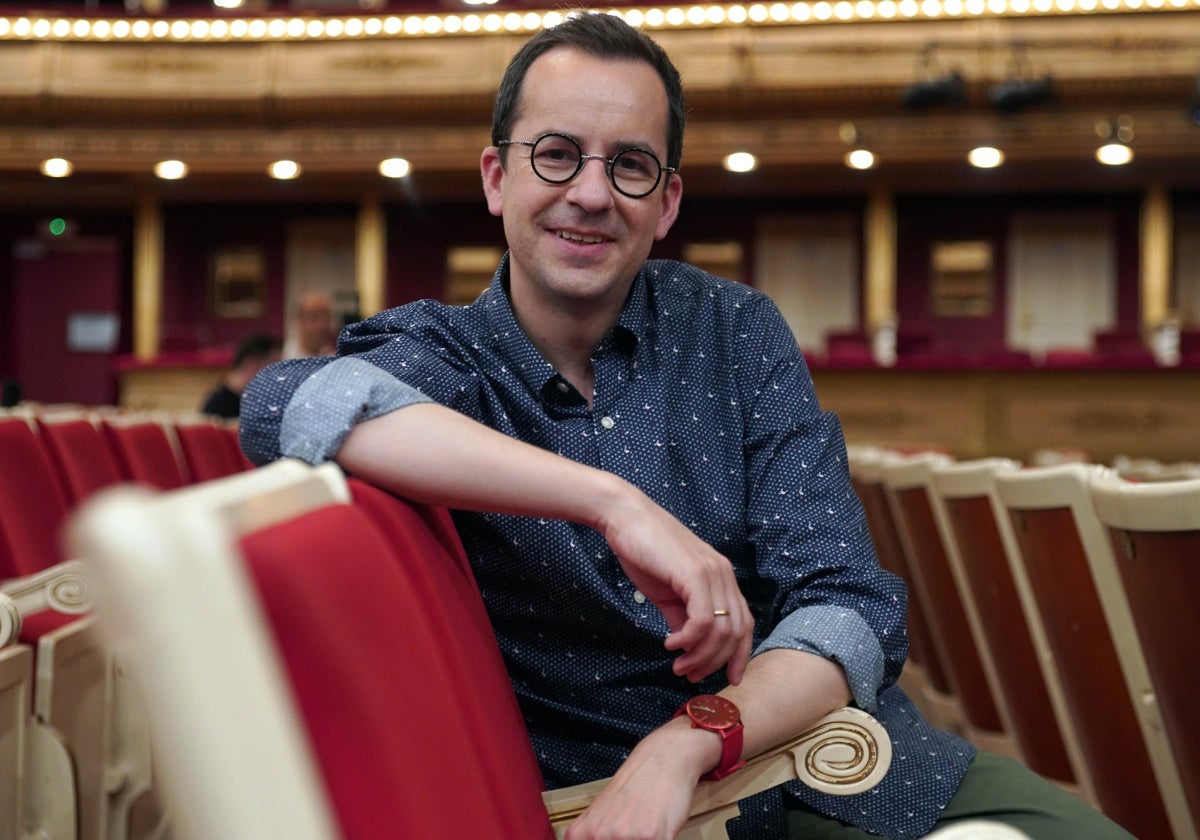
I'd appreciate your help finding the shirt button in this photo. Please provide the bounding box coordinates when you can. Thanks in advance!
[556,381,570,393]
[600,416,615,430]
[633,590,646,604]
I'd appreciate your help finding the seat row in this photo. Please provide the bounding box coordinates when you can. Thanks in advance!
[848,447,1199,840]
[2,404,896,839]
[0,406,251,840]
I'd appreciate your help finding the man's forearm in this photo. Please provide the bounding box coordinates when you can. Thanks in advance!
[656,648,852,779]
[337,402,628,530]
[336,402,756,685]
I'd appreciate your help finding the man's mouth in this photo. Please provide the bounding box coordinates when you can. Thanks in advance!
[556,230,606,245]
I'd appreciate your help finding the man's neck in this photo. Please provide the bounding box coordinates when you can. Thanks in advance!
[512,295,625,410]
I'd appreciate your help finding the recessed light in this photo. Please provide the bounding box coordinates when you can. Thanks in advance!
[41,158,73,178]
[722,151,758,173]
[268,160,301,180]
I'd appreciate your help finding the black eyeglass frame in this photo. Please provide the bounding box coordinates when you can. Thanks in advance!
[497,132,677,199]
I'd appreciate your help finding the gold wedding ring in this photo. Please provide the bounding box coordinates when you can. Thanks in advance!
[713,609,730,617]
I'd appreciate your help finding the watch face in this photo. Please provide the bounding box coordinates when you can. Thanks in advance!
[687,695,740,729]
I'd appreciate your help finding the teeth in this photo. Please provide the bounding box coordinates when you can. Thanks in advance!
[558,230,604,244]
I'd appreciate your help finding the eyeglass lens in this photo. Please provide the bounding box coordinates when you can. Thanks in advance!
[529,134,663,198]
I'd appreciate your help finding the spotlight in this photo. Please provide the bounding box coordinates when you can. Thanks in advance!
[902,71,967,109]
[988,76,1054,114]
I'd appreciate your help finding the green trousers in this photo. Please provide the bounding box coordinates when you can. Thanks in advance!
[784,751,1136,840]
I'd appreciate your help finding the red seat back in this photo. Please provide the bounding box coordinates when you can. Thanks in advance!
[0,417,70,578]
[239,487,553,840]
[36,416,124,505]
[174,422,242,482]
[102,418,188,489]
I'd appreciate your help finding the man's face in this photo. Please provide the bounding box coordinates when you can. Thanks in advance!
[298,301,333,351]
[481,47,682,319]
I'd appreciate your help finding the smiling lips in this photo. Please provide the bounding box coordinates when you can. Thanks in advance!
[556,229,607,245]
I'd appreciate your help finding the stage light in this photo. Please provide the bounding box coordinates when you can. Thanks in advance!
[988,76,1054,113]
[902,71,966,109]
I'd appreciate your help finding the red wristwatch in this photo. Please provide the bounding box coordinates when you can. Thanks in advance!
[674,694,745,781]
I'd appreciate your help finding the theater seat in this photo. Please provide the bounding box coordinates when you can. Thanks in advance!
[70,460,893,840]
[1089,472,1200,840]
[992,464,1187,840]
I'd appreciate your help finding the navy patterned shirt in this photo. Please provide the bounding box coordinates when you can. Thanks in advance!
[240,255,973,839]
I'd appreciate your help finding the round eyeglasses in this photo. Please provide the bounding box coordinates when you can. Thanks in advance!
[497,133,676,199]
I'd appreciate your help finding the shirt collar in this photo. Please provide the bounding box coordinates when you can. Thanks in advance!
[478,252,646,397]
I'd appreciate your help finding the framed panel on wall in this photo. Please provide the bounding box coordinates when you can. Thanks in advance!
[930,240,994,317]
[210,246,266,319]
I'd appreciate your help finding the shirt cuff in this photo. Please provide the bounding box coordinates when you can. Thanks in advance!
[753,605,885,713]
[279,356,433,465]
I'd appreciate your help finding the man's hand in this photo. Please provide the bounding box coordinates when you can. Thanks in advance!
[597,482,753,685]
[563,718,717,840]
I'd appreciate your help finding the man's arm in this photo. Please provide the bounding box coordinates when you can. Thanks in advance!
[563,648,850,840]
[339,402,753,685]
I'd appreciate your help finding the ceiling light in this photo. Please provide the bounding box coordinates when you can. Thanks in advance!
[41,158,73,178]
[722,151,758,173]
[268,160,301,180]
[154,160,188,180]
[1095,142,1133,166]
[844,149,877,170]
[967,146,1004,168]
[379,157,411,179]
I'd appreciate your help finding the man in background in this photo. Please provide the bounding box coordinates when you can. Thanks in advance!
[282,290,336,359]
[200,332,281,420]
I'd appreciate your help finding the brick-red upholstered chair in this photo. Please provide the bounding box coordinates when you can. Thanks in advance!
[1090,472,1200,840]
[71,460,893,840]
[101,414,189,489]
[173,417,245,482]
[35,412,125,506]
[993,464,1190,840]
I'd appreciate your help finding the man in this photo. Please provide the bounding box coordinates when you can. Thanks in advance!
[282,289,336,358]
[200,331,281,419]
[241,13,1130,840]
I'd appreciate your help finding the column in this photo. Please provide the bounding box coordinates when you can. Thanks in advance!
[356,195,386,318]
[133,195,163,361]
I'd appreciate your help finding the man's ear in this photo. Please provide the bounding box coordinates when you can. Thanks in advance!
[654,172,684,241]
[481,146,505,218]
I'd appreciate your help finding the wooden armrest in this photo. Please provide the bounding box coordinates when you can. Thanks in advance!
[543,706,891,839]
[1,559,92,620]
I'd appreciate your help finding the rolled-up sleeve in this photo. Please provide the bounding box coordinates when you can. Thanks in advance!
[240,356,432,466]
[753,605,885,713]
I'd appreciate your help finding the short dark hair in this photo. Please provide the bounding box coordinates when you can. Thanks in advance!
[234,332,282,368]
[491,12,686,170]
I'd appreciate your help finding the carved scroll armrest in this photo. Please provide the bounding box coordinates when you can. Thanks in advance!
[0,560,92,647]
[543,706,891,840]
